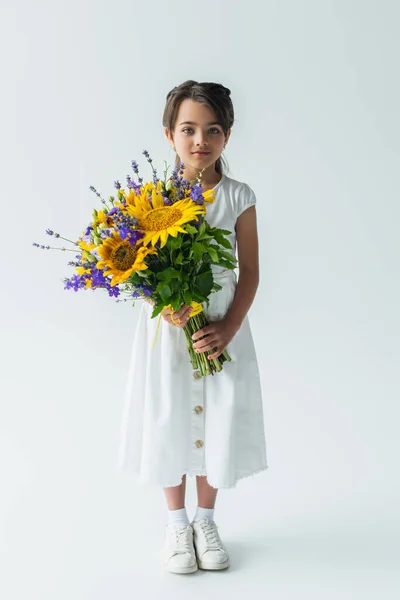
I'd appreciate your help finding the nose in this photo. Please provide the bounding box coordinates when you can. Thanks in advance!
[195,132,208,146]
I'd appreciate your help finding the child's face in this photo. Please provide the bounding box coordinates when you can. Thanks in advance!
[166,99,229,174]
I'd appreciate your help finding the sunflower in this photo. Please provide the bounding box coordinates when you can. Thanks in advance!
[125,181,206,248]
[77,239,97,263]
[96,232,156,286]
[94,209,114,227]
[78,239,96,253]
[202,189,216,204]
[75,266,93,288]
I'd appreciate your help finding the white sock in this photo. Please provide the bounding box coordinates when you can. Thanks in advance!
[194,506,215,522]
[168,507,190,527]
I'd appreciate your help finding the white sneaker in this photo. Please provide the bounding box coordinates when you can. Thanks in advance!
[163,523,198,574]
[191,518,230,570]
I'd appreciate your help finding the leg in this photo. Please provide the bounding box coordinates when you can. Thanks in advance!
[192,476,229,570]
[196,475,218,508]
[163,474,187,510]
[162,474,197,574]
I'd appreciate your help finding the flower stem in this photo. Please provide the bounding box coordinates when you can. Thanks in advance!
[183,310,231,377]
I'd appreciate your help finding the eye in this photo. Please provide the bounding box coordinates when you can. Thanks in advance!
[181,127,222,134]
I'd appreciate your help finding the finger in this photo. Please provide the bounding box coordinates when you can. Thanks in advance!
[161,306,182,322]
[194,336,220,352]
[207,346,224,360]
[174,303,190,319]
[161,309,179,325]
[180,305,194,320]
[161,308,172,322]
[167,305,194,327]
[170,314,184,327]
[192,325,213,342]
[175,306,193,326]
[166,309,191,328]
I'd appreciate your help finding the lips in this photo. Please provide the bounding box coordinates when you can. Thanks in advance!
[193,152,210,155]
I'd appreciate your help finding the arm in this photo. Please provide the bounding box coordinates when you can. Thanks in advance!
[224,205,259,331]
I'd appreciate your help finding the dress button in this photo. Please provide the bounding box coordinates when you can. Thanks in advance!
[193,370,202,380]
[194,405,203,414]
[195,439,204,448]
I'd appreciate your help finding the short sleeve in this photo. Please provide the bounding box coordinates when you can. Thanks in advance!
[236,182,257,218]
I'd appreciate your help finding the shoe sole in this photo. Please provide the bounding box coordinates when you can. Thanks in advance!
[165,562,198,574]
[197,558,230,570]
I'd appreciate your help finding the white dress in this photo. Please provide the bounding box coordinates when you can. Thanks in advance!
[116,174,268,489]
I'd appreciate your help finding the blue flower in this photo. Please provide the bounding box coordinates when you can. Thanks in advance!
[190,184,204,204]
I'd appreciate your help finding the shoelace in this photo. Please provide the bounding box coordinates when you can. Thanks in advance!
[196,519,224,550]
[170,525,193,553]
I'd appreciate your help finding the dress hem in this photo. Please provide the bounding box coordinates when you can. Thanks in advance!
[116,464,269,490]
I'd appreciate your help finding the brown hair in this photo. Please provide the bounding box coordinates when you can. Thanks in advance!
[162,80,234,176]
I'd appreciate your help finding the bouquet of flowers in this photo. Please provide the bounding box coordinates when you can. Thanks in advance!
[33,150,237,376]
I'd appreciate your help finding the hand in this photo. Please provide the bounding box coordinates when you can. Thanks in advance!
[161,303,193,328]
[191,318,239,359]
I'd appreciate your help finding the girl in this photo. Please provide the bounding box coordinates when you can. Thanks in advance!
[117,80,268,574]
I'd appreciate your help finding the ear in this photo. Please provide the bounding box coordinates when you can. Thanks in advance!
[225,129,232,145]
[164,127,173,144]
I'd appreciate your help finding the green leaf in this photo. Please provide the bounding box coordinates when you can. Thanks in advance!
[184,224,198,235]
[194,270,213,296]
[196,261,211,275]
[180,271,190,282]
[213,232,232,249]
[151,302,164,318]
[169,278,182,295]
[156,282,172,300]
[183,289,192,306]
[218,259,237,269]
[214,228,232,236]
[217,249,237,263]
[170,296,182,312]
[198,221,206,237]
[167,235,183,250]
[158,267,181,283]
[207,246,219,262]
[196,233,213,241]
[193,287,208,302]
[192,241,205,263]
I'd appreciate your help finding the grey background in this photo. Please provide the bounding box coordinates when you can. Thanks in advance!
[1,0,399,598]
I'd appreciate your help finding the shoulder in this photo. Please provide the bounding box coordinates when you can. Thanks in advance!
[221,175,257,218]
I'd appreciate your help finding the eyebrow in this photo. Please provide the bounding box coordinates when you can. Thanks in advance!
[179,121,221,126]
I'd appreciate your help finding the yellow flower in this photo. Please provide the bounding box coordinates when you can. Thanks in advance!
[94,210,114,228]
[76,267,91,275]
[124,181,158,210]
[96,232,157,286]
[77,239,97,262]
[202,189,216,204]
[78,240,96,253]
[125,181,206,248]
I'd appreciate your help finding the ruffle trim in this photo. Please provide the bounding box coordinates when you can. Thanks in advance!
[117,464,269,490]
[161,464,269,489]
